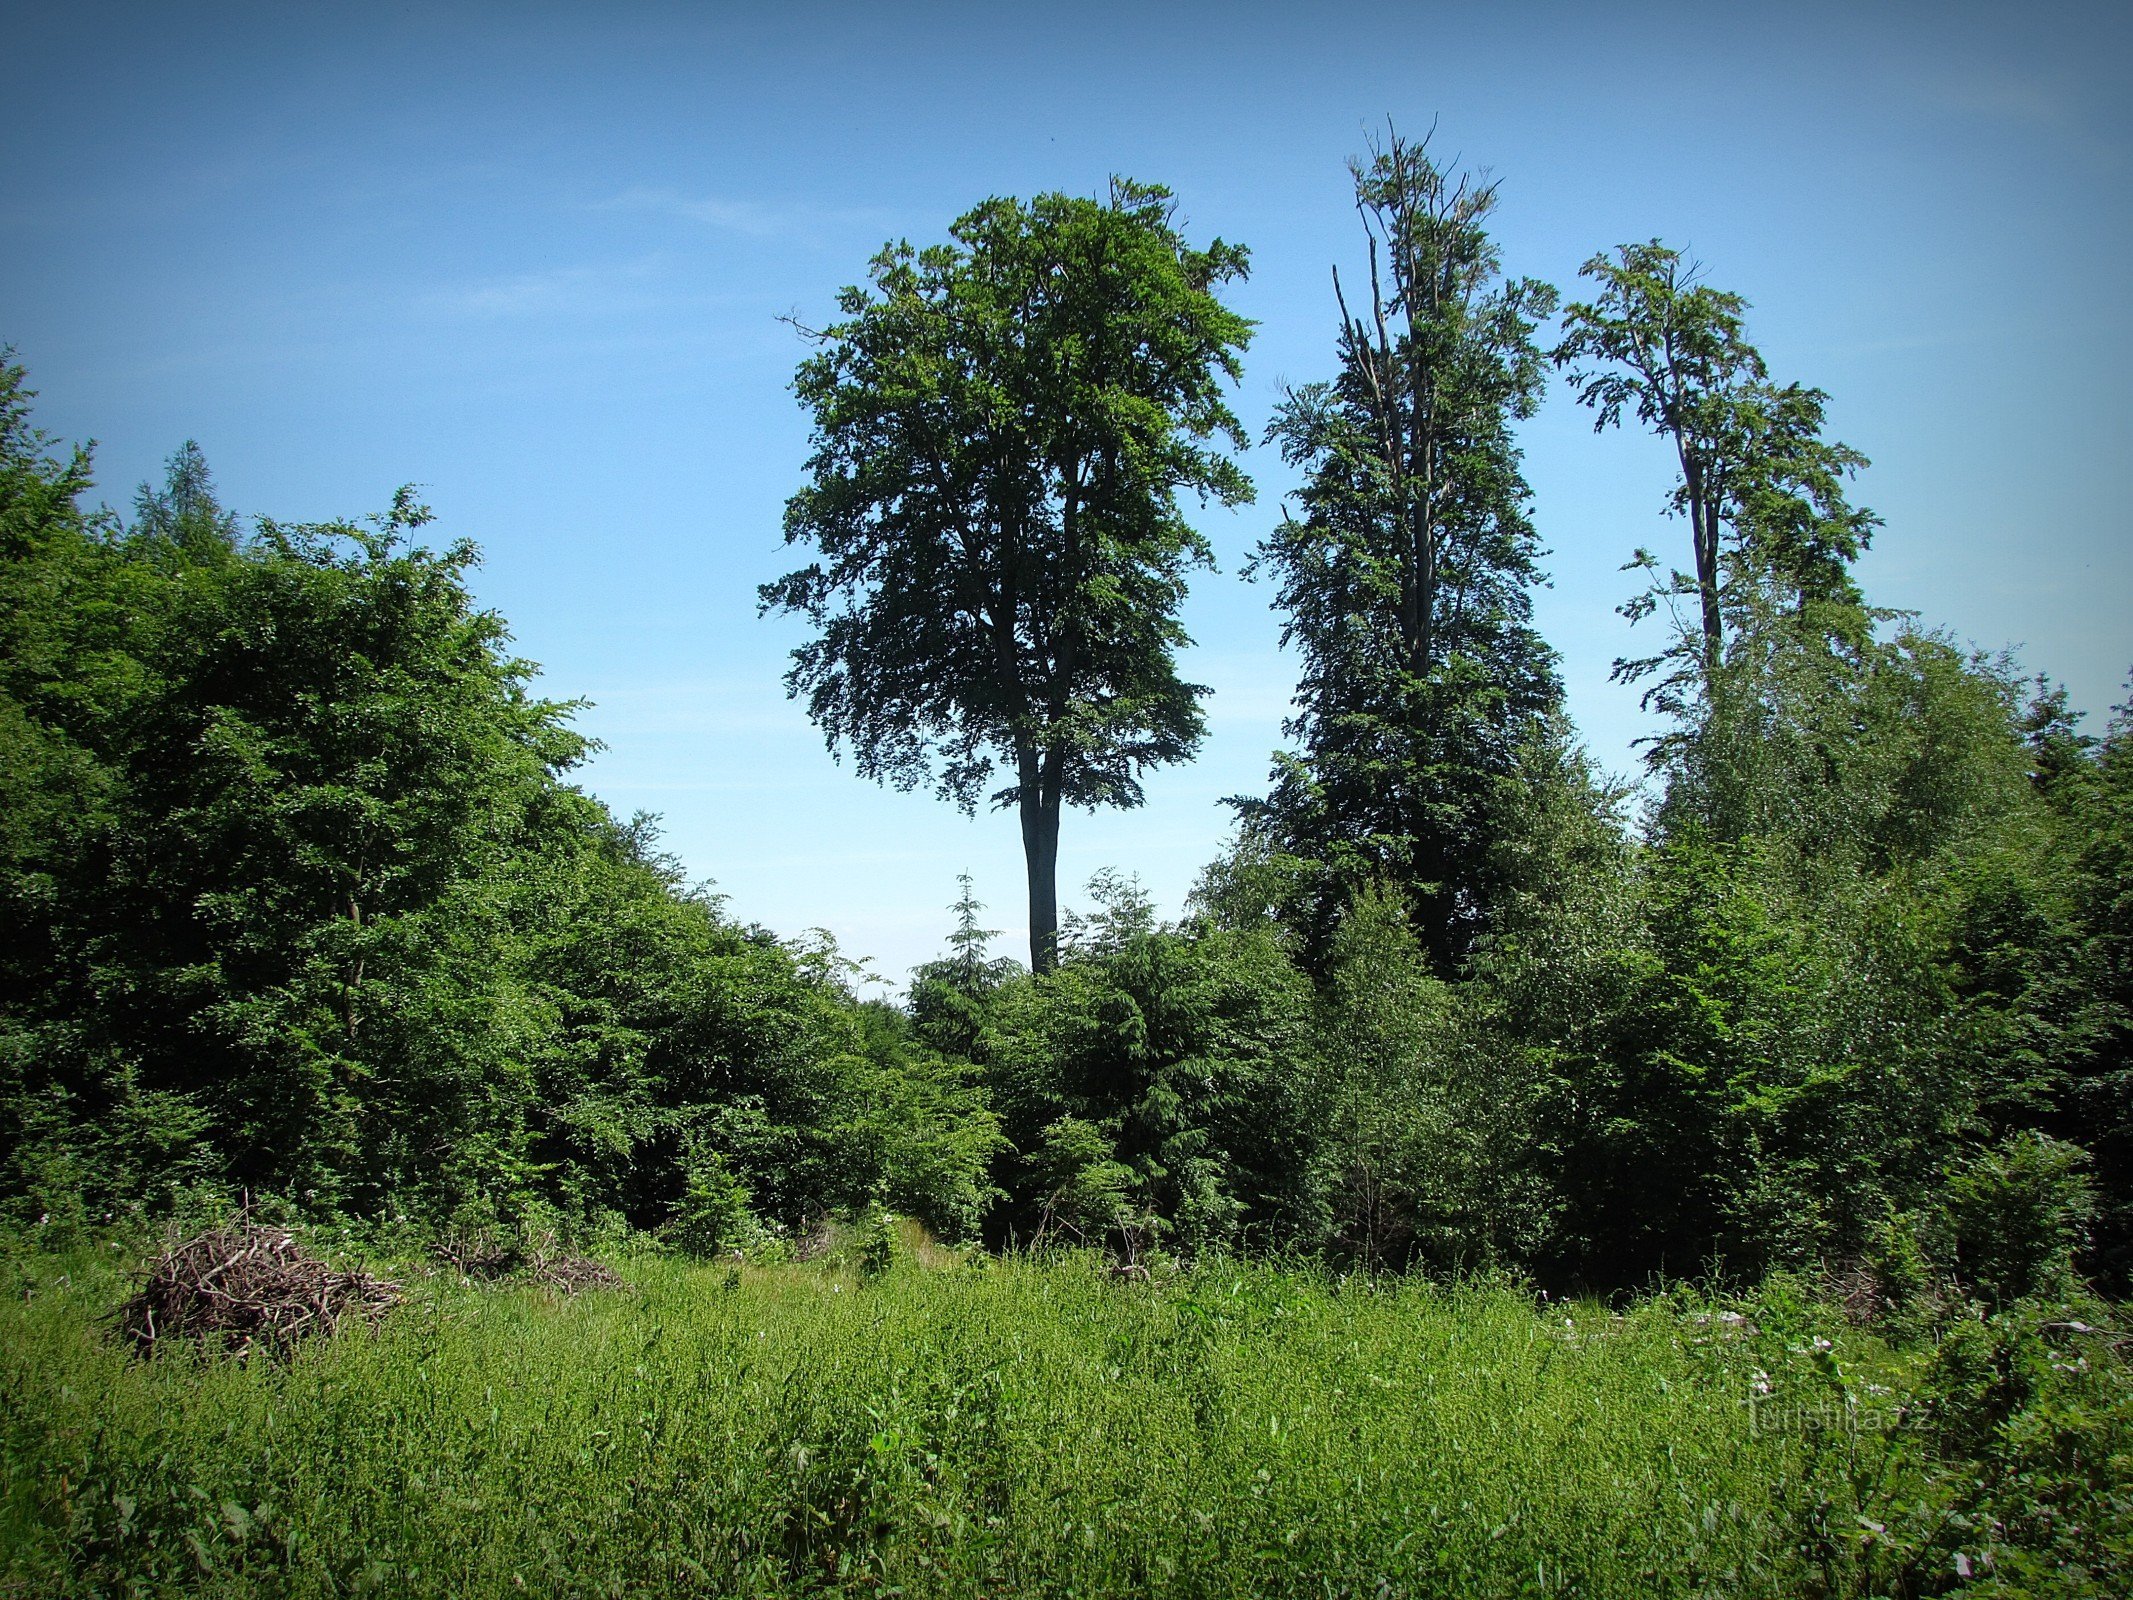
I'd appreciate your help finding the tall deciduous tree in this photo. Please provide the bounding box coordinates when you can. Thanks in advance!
[1237,130,1562,968]
[1553,242,1877,690]
[764,181,1253,972]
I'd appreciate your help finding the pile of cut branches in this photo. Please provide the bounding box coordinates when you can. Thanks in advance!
[429,1225,625,1295]
[523,1242,625,1295]
[429,1222,517,1280]
[113,1217,400,1360]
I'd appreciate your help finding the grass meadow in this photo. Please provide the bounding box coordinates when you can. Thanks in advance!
[3,1231,2126,1597]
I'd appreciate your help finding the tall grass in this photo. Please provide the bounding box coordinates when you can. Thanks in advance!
[1,1239,2123,1596]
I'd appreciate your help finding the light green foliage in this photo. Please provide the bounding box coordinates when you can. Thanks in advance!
[835,1000,1006,1244]
[666,1144,760,1260]
[4,1245,2127,1597]
[1058,866,1159,960]
[1589,836,1958,1279]
[1660,623,2040,877]
[855,1201,901,1278]
[1024,1115,1138,1248]
[763,180,1254,971]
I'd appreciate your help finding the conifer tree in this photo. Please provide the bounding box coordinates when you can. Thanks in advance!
[943,873,1001,990]
[1237,131,1562,968]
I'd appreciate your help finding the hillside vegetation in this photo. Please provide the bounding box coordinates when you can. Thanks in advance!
[3,135,2131,1594]
[4,342,2126,1298]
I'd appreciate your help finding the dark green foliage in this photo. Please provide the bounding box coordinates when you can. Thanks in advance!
[1236,130,1563,970]
[2035,692,2133,1285]
[1944,1131,2095,1309]
[764,180,1254,971]
[1310,887,1554,1274]
[7,137,2132,1327]
[1478,625,2114,1290]
[907,875,1020,1064]
[1526,835,1962,1284]
[0,359,996,1241]
[970,879,1324,1258]
[1913,1307,2133,1594]
[1555,241,1878,686]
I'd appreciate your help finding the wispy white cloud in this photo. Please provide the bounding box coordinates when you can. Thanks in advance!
[1908,61,2125,167]
[595,185,892,239]
[423,252,679,318]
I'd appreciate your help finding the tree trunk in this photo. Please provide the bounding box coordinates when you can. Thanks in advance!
[1682,452,1724,679]
[1693,498,1723,679]
[1018,751,1062,974]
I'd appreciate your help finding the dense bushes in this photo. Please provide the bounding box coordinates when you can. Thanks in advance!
[0,358,996,1244]
[964,631,2128,1295]
[2,336,2127,1302]
[945,903,1323,1258]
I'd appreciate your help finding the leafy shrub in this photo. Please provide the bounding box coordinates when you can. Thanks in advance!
[856,1203,900,1278]
[664,1145,761,1260]
[0,375,1002,1243]
[1023,1115,1136,1249]
[980,911,1323,1257]
[1945,1131,2095,1308]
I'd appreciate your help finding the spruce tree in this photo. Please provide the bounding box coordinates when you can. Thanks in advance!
[1236,131,1562,969]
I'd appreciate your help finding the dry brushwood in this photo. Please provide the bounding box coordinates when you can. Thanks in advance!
[1825,1260,1894,1326]
[425,1223,624,1295]
[523,1245,625,1295]
[1822,1257,1952,1328]
[517,1229,625,1294]
[112,1217,400,1361]
[429,1225,518,1280]
[791,1212,835,1263]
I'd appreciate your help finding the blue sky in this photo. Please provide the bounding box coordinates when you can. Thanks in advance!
[4,0,2127,984]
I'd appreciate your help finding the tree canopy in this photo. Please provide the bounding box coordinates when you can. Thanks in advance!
[0,358,998,1243]
[1554,241,1879,697]
[762,180,1254,971]
[1234,129,1564,969]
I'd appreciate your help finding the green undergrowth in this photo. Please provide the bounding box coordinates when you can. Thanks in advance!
[2,1241,2127,1597]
